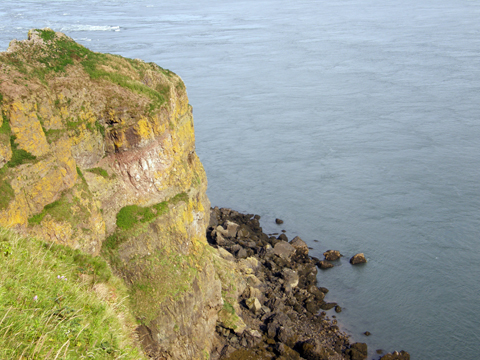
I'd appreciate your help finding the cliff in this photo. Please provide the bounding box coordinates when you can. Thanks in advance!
[0,29,240,359]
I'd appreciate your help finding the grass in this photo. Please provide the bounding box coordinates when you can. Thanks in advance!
[115,192,187,231]
[1,29,170,112]
[7,136,37,168]
[0,227,145,359]
[86,167,110,179]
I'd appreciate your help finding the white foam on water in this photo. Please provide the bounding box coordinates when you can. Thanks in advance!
[59,25,120,32]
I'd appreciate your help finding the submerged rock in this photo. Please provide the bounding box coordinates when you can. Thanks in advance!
[379,350,411,360]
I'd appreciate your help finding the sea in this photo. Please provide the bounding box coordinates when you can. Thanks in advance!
[1,0,479,358]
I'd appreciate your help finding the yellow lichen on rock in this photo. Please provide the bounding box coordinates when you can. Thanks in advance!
[0,29,222,359]
[8,101,49,156]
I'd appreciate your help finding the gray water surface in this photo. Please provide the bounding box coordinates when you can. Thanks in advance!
[1,1,480,358]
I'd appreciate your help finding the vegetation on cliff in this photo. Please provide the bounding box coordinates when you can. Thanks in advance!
[0,29,218,359]
[0,227,145,359]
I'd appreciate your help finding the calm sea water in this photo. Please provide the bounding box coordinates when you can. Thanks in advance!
[1,1,480,358]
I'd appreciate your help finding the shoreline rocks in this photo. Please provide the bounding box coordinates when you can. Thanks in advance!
[207,207,409,360]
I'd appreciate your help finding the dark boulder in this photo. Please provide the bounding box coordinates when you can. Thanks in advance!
[275,218,284,224]
[345,343,368,360]
[350,253,367,265]
[318,260,334,269]
[277,233,289,242]
[297,339,339,360]
[323,250,341,261]
[320,302,337,311]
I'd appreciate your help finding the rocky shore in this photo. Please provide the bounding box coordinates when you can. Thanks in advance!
[207,207,409,360]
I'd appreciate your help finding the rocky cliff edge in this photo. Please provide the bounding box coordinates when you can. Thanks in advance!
[0,29,242,359]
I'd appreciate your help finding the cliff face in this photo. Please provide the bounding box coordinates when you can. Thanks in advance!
[0,29,227,359]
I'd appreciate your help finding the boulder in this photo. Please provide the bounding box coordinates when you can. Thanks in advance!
[323,250,341,261]
[346,343,368,360]
[277,233,289,242]
[320,302,337,311]
[281,268,299,290]
[245,297,262,314]
[273,241,296,261]
[318,260,334,269]
[224,220,239,238]
[350,253,367,265]
[289,236,309,256]
[297,339,340,360]
[275,218,284,224]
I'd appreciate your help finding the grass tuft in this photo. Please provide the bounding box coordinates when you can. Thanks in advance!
[86,167,109,179]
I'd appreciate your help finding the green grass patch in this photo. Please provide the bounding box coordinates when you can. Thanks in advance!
[115,193,188,231]
[44,128,65,143]
[38,28,56,42]
[86,167,109,179]
[0,227,145,359]
[0,113,11,135]
[76,166,86,183]
[7,136,37,168]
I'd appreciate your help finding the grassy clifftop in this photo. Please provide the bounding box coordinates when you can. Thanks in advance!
[0,227,146,359]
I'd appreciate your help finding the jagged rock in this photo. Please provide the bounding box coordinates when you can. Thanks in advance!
[318,260,334,269]
[323,250,341,261]
[224,220,239,237]
[275,218,284,224]
[245,297,262,314]
[282,268,299,290]
[273,241,296,261]
[236,247,248,259]
[350,253,367,265]
[290,236,309,256]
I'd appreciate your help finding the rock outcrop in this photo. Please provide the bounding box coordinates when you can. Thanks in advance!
[0,29,222,359]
